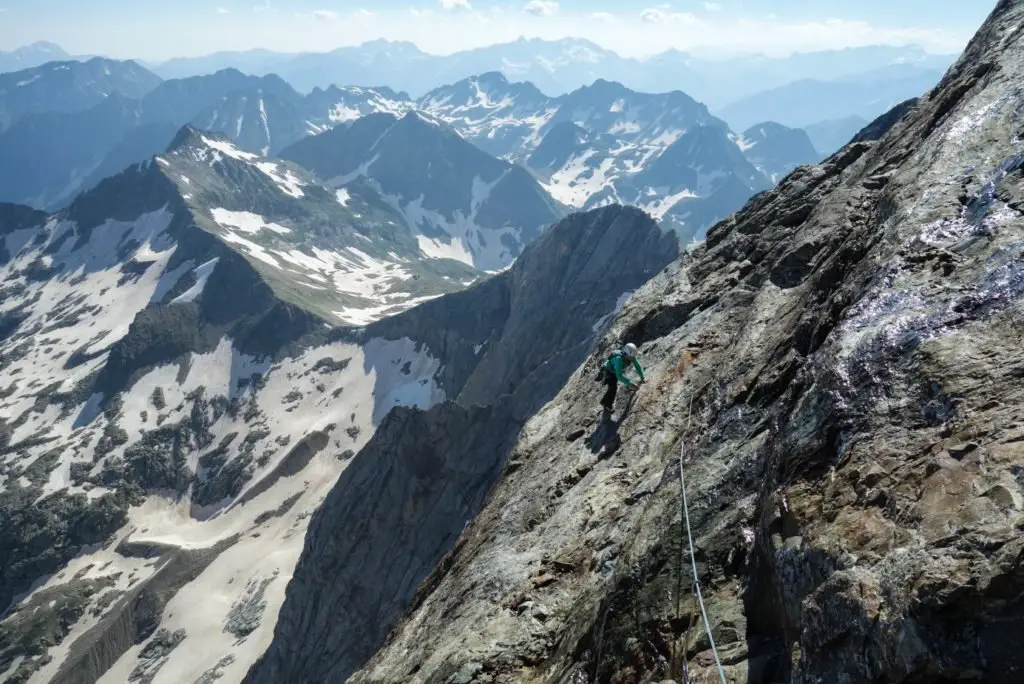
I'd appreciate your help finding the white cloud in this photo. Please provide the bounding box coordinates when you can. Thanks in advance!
[216,7,230,14]
[589,12,614,22]
[312,9,338,21]
[439,0,471,10]
[354,9,375,19]
[640,7,668,23]
[640,7,698,25]
[524,0,559,17]
[703,2,722,11]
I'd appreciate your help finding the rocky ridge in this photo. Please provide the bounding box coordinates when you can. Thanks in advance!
[246,205,679,684]
[245,1,1024,682]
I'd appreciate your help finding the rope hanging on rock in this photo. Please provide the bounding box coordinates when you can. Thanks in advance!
[679,393,727,684]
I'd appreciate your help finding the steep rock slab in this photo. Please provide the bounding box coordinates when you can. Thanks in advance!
[244,205,678,683]
[343,2,1024,682]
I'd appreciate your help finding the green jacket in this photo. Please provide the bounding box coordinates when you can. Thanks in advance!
[604,351,645,388]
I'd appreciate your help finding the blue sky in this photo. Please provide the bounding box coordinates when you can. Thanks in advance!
[0,1,995,61]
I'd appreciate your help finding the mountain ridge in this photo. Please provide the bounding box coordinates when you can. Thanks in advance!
[145,38,957,107]
[279,111,566,272]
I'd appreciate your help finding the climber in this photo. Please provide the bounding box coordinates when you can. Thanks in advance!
[599,342,645,413]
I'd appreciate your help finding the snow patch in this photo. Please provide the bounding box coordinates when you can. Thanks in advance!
[254,162,305,199]
[210,208,292,235]
[170,257,220,304]
[201,136,258,162]
[416,234,475,264]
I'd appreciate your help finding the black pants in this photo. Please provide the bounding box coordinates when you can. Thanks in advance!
[599,368,618,409]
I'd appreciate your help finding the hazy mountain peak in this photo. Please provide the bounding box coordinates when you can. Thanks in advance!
[0,41,72,73]
[165,122,222,152]
[741,120,794,140]
[736,120,821,181]
[475,70,510,85]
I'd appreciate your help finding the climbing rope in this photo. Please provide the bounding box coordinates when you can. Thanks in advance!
[678,391,728,684]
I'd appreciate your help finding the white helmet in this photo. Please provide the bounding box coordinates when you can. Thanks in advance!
[623,342,638,358]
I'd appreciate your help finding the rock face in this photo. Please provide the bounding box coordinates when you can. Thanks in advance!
[259,2,1022,683]
[244,205,678,684]
[279,111,566,272]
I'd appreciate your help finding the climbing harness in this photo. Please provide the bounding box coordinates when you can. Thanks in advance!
[678,391,727,684]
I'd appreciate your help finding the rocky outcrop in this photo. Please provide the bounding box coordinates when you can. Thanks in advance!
[306,2,1024,682]
[244,204,678,683]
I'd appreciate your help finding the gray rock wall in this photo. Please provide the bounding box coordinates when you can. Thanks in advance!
[244,204,678,683]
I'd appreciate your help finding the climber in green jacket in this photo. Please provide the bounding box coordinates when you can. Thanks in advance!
[599,342,644,412]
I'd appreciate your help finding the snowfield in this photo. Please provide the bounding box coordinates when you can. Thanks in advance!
[0,195,456,684]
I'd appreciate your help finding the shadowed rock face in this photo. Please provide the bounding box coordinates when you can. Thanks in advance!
[259,2,1024,683]
[244,205,678,683]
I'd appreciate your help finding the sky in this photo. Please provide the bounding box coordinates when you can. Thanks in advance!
[0,0,996,61]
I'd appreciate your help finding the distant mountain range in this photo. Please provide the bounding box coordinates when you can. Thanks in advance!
[1,38,955,110]
[802,115,871,156]
[0,41,72,73]
[0,55,830,242]
[717,66,946,131]
[279,111,564,272]
[0,65,415,209]
[0,58,160,132]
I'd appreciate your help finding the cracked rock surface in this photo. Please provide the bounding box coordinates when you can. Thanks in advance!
[289,3,1024,682]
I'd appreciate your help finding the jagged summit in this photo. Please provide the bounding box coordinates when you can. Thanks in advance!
[165,122,211,151]
[150,124,482,325]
